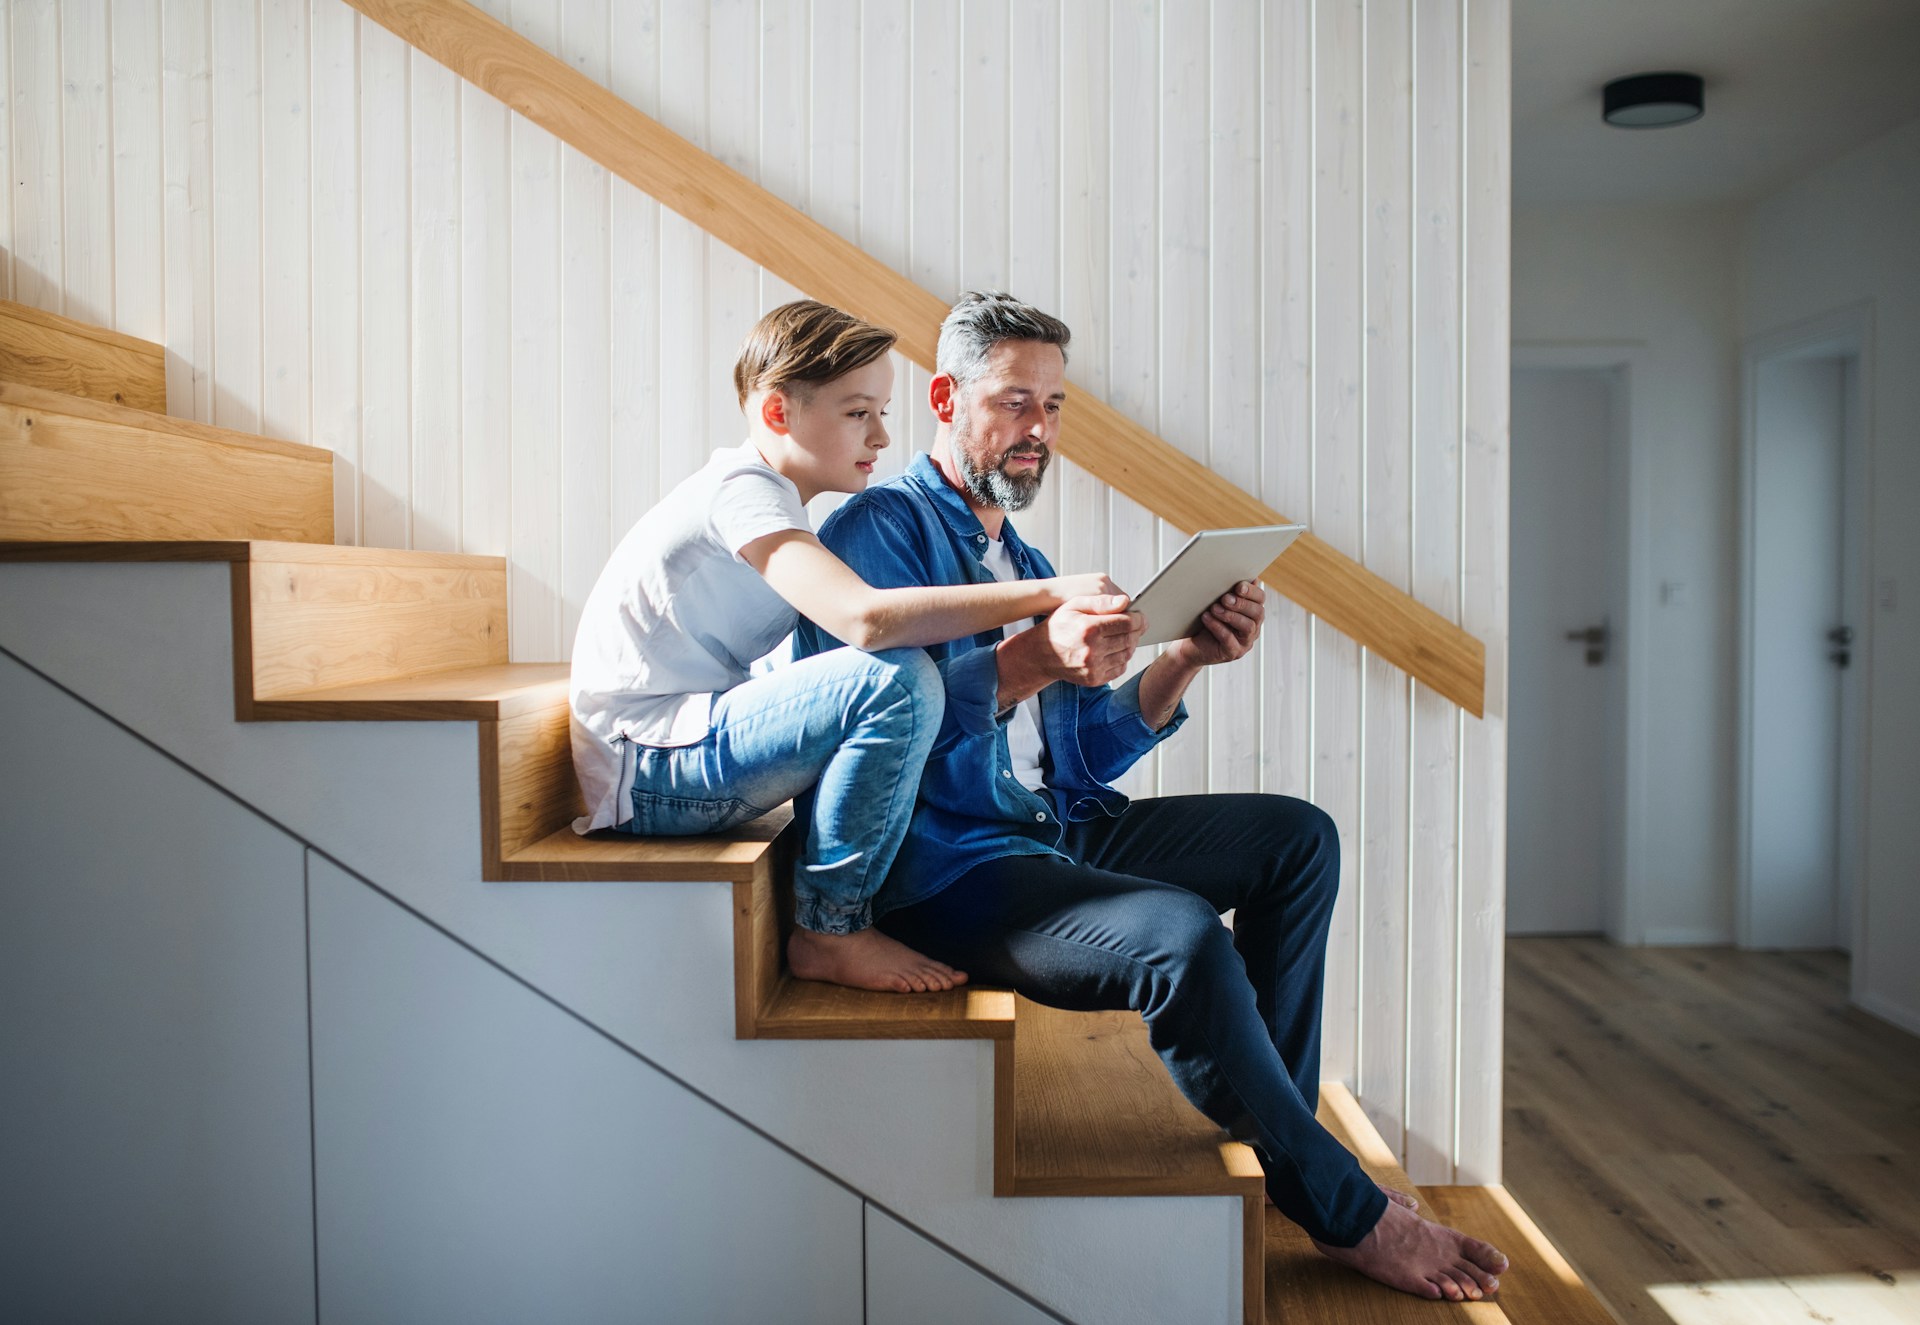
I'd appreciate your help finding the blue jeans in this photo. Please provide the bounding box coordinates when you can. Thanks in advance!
[877,792,1387,1247]
[618,647,943,935]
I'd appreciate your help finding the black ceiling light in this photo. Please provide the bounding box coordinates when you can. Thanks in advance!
[1602,72,1705,128]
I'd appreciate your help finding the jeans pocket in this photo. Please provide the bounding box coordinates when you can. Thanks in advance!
[627,790,757,837]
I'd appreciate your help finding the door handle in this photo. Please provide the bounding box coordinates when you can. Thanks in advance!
[1565,619,1610,666]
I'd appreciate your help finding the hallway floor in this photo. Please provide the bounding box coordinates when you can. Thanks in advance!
[1503,937,1920,1324]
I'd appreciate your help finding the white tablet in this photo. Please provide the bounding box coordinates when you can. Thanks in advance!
[1129,525,1305,647]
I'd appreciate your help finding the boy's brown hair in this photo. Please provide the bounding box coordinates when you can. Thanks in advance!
[733,300,898,409]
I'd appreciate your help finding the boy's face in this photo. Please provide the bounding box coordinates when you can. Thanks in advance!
[776,355,895,495]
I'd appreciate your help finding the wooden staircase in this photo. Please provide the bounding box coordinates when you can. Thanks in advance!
[0,296,1614,1325]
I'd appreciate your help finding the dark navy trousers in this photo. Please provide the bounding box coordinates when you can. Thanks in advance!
[878,793,1388,1247]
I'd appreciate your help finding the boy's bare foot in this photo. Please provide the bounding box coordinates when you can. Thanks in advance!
[788,926,969,994]
[1311,1199,1507,1302]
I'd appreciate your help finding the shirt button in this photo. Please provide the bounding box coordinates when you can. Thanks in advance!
[1034,812,1047,822]
[1002,769,1013,778]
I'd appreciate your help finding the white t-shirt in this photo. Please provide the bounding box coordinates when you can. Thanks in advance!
[982,535,1049,792]
[569,444,810,832]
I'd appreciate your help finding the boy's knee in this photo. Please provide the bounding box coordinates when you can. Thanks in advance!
[860,648,944,723]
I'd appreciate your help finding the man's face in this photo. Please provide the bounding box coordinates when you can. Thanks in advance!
[947,340,1067,513]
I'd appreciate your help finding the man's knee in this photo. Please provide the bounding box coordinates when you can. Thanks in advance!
[1242,793,1340,903]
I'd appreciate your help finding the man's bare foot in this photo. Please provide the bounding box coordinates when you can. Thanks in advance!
[1311,1199,1508,1302]
[788,926,969,994]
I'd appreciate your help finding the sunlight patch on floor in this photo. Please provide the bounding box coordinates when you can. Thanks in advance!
[1649,1270,1917,1325]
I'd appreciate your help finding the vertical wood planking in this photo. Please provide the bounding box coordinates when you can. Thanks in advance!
[1313,0,1366,1088]
[311,0,361,539]
[59,1,113,326]
[13,0,63,313]
[359,17,410,549]
[957,0,1009,295]
[805,0,858,527]
[558,0,612,641]
[508,0,563,656]
[1261,0,1314,803]
[161,0,214,424]
[410,51,461,551]
[1006,0,1062,560]
[111,0,165,343]
[1056,1,1111,578]
[654,2,707,495]
[707,0,759,496]
[0,2,13,301]
[1210,0,1262,795]
[261,0,311,444]
[758,0,808,318]
[607,0,662,541]
[1157,0,1210,798]
[460,75,512,556]
[1107,0,1161,800]
[209,0,261,432]
[1406,0,1464,1187]
[905,0,960,458]
[1457,0,1511,1187]
[1358,0,1413,1160]
[859,0,913,484]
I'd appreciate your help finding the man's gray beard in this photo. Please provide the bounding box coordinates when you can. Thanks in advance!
[951,409,1048,513]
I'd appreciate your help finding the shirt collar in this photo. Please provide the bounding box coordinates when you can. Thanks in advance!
[907,451,1021,562]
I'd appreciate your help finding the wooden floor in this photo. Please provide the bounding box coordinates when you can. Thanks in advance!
[1504,937,1920,1325]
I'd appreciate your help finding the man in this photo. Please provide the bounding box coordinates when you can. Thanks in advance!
[796,291,1508,1302]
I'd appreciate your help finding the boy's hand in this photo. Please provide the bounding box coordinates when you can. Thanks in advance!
[997,594,1143,704]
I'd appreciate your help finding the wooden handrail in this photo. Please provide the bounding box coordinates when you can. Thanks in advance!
[346,0,1486,716]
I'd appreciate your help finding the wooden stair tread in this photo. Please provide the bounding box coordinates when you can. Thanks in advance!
[250,662,568,720]
[1420,1186,1620,1325]
[1264,1086,1509,1323]
[755,973,1015,1041]
[0,379,318,458]
[0,299,168,413]
[0,538,501,570]
[499,806,795,882]
[1008,999,1264,1197]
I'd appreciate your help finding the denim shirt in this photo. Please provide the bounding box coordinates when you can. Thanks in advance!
[797,452,1187,914]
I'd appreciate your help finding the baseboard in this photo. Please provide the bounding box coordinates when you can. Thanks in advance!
[1854,990,1920,1039]
[1638,926,1734,946]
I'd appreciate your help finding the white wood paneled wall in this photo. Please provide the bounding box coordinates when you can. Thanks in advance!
[0,0,1510,1186]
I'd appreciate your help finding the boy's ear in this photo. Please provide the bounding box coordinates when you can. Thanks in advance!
[929,373,958,425]
[760,389,791,436]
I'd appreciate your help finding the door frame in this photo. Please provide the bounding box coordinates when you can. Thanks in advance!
[1736,303,1875,955]
[1511,342,1640,941]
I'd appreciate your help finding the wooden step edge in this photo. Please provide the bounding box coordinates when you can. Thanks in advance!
[0,298,167,413]
[1265,1087,1513,1324]
[245,663,569,722]
[244,539,506,571]
[752,973,1016,1042]
[0,539,256,563]
[1420,1186,1622,1325]
[0,378,321,460]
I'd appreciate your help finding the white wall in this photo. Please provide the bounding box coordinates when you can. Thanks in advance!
[1512,202,1743,944]
[0,0,1511,1185]
[1741,117,1920,1034]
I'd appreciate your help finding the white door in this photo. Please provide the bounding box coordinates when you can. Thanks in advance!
[1746,354,1851,950]
[1508,369,1623,935]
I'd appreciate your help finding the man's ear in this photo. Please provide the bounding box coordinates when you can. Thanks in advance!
[759,389,791,436]
[929,373,958,425]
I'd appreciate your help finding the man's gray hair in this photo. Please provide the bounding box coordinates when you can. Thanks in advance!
[936,291,1071,389]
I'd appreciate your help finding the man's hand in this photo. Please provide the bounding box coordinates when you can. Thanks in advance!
[996,594,1143,707]
[1165,580,1265,669]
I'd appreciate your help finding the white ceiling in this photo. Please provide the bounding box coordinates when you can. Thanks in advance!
[1513,0,1920,205]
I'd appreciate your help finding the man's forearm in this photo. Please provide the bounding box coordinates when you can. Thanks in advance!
[1137,652,1201,730]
